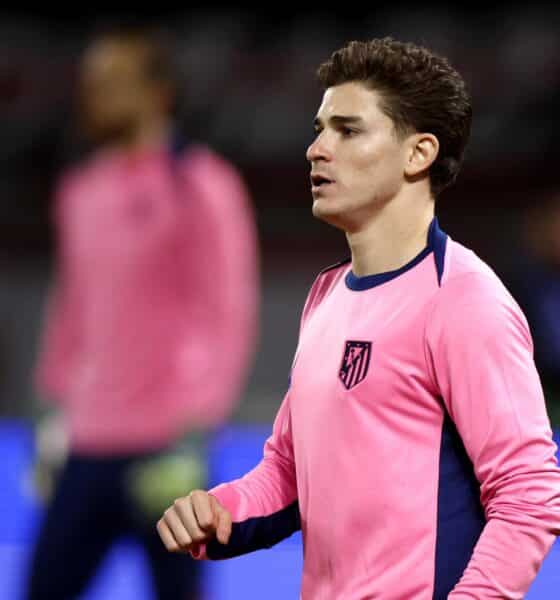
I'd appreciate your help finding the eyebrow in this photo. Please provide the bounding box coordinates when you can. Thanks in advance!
[314,115,365,128]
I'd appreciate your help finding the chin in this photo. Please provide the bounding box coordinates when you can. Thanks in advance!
[83,115,135,146]
[312,197,347,229]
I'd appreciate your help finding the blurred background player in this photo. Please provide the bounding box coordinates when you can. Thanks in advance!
[25,25,259,600]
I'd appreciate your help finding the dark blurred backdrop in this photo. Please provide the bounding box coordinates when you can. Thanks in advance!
[1,6,560,422]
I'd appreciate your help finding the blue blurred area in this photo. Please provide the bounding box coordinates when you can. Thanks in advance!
[0,420,557,599]
[0,421,302,600]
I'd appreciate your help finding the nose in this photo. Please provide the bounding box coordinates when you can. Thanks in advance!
[306,132,331,163]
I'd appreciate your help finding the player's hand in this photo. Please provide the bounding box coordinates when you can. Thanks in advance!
[157,490,232,553]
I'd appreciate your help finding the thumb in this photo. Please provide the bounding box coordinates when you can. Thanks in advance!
[215,504,232,545]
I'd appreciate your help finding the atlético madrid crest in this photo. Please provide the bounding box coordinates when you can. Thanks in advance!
[339,340,372,390]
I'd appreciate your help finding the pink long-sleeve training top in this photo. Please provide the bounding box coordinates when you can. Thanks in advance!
[34,142,258,455]
[195,217,560,599]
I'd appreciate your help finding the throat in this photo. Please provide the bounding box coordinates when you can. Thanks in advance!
[347,222,432,277]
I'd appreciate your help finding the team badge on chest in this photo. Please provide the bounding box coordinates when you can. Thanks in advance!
[339,340,372,390]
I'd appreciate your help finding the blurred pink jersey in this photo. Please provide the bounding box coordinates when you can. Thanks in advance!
[196,218,560,599]
[35,142,258,454]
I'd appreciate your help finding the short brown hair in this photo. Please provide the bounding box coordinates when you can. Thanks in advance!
[317,38,472,196]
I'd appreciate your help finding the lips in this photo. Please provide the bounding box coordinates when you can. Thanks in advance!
[310,173,334,187]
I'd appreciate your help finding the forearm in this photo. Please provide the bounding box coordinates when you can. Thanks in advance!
[210,448,298,522]
[450,469,560,598]
[450,514,557,598]
[34,292,80,404]
[190,452,299,561]
[191,387,298,561]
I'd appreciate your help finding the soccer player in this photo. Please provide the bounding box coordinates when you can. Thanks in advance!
[157,38,560,598]
[27,27,258,600]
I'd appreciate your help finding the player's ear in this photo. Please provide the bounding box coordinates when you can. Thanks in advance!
[404,133,439,178]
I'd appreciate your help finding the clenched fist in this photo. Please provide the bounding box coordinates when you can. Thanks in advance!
[157,490,232,553]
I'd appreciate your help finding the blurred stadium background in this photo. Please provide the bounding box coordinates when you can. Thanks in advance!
[1,5,560,598]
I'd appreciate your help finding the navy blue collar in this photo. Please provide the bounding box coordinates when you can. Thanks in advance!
[345,216,448,291]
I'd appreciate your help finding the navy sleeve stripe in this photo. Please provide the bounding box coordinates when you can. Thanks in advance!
[206,501,301,560]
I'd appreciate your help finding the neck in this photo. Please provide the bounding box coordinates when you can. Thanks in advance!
[346,187,435,277]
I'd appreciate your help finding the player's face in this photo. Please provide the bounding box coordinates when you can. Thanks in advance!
[79,40,162,144]
[306,82,409,231]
